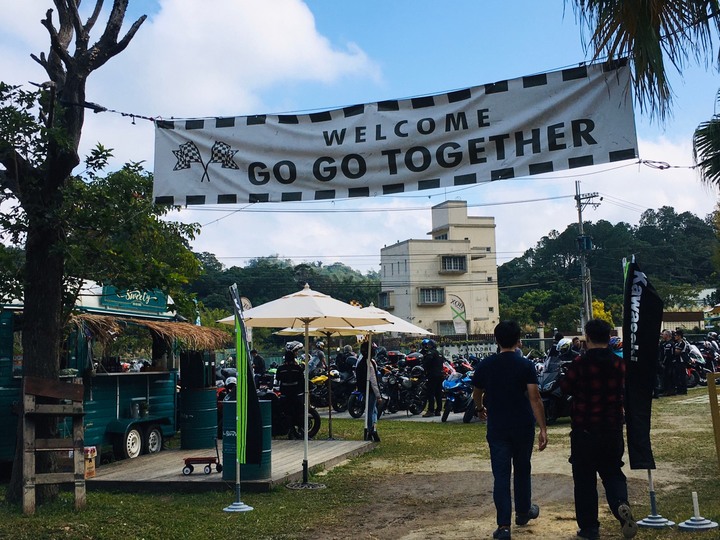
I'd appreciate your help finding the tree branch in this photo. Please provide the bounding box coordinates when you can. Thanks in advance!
[83,0,105,36]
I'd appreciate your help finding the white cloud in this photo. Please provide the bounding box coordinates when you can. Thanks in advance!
[1,2,716,274]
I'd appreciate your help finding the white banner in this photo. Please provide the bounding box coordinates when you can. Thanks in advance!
[450,294,468,335]
[153,61,636,205]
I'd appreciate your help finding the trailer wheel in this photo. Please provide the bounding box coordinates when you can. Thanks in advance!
[204,465,212,475]
[216,463,223,473]
[144,425,163,454]
[182,465,193,475]
[115,428,143,459]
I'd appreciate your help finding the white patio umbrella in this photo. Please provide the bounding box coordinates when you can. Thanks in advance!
[223,284,389,486]
[290,305,431,440]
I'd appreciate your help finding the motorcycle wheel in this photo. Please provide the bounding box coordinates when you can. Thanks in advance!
[687,369,700,388]
[387,396,399,414]
[543,398,558,425]
[299,407,321,439]
[331,393,349,413]
[462,402,476,423]
[441,399,452,422]
[348,394,365,418]
[408,395,426,416]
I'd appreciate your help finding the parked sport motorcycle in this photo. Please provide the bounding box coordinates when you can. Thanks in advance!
[381,365,426,415]
[329,366,355,412]
[441,371,474,422]
[257,388,321,439]
[538,360,572,425]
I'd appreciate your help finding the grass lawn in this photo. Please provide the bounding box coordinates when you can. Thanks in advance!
[1,388,719,539]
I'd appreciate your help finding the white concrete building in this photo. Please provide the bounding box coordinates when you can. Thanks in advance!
[379,200,499,335]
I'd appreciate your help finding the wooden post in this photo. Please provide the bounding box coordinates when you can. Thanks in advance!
[21,376,85,515]
[708,373,720,474]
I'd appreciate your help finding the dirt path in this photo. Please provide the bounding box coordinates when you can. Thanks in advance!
[309,421,690,540]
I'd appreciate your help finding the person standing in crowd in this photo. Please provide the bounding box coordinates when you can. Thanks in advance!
[671,329,689,396]
[356,346,383,442]
[250,348,265,387]
[276,342,306,439]
[420,338,444,417]
[547,332,564,358]
[314,340,327,371]
[560,319,637,540]
[571,336,583,356]
[472,320,547,540]
[657,330,673,397]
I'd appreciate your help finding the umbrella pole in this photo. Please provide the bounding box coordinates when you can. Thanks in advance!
[287,319,325,491]
[364,333,372,440]
[303,324,310,483]
[325,331,335,440]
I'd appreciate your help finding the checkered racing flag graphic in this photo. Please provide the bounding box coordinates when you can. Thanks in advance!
[171,140,238,182]
[210,141,239,170]
[172,142,201,171]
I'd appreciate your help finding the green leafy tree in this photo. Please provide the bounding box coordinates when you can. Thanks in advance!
[592,298,615,327]
[0,2,150,505]
[571,1,720,185]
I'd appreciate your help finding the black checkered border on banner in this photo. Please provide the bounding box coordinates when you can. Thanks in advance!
[155,60,636,206]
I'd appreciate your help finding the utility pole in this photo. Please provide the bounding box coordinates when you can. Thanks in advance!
[575,181,600,330]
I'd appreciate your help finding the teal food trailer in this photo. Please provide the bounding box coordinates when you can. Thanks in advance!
[0,283,229,464]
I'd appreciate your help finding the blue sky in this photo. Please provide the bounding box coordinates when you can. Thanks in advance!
[1,1,718,272]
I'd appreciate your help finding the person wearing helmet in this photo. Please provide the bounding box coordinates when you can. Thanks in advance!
[559,319,637,540]
[471,320,547,539]
[420,338,443,417]
[277,342,306,438]
[335,344,357,376]
[313,340,327,371]
[609,337,623,358]
[223,376,237,400]
[547,332,565,358]
[545,338,575,373]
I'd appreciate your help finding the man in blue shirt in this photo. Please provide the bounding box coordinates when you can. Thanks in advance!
[472,320,547,540]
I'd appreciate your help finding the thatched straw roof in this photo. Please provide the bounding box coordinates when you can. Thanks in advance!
[69,313,232,351]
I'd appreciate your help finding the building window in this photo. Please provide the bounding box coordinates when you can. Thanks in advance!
[437,320,455,335]
[435,233,447,240]
[418,287,445,305]
[487,276,493,282]
[440,255,466,273]
[378,291,393,310]
[488,306,494,313]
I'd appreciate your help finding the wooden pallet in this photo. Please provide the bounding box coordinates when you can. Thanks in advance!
[22,376,85,515]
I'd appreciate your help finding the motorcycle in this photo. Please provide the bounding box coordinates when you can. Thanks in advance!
[329,366,355,412]
[383,365,426,415]
[538,360,572,425]
[257,388,321,439]
[441,371,474,422]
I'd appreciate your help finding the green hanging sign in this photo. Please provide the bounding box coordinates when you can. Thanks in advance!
[100,285,168,314]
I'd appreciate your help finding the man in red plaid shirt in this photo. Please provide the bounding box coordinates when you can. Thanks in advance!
[559,319,637,540]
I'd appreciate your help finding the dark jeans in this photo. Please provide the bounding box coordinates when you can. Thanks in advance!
[569,428,629,531]
[426,376,443,412]
[487,425,535,526]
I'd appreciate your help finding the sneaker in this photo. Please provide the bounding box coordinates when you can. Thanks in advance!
[422,411,434,417]
[434,411,442,416]
[371,430,380,442]
[618,503,638,539]
[576,529,599,540]
[492,526,511,539]
[515,503,539,525]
